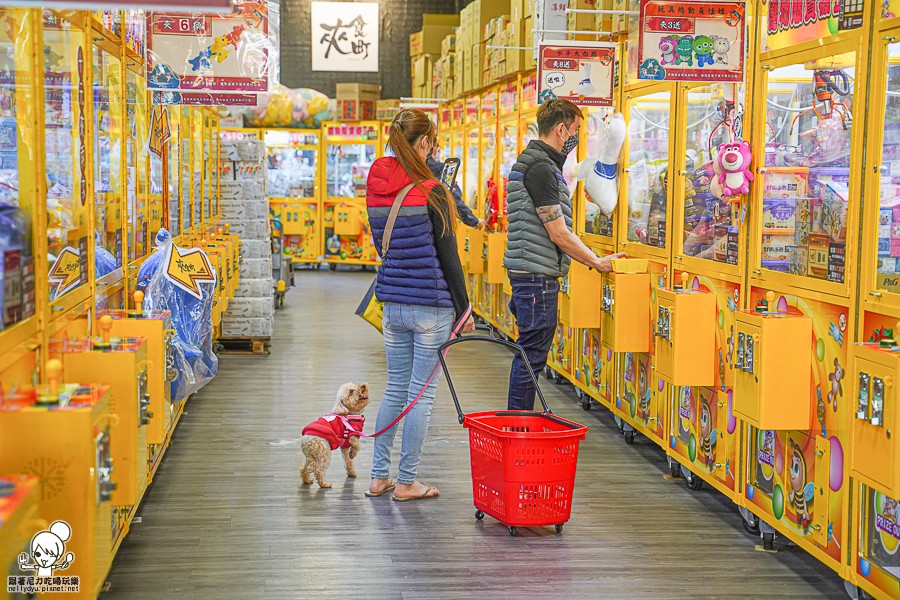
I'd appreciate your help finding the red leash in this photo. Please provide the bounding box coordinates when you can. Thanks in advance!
[356,304,473,439]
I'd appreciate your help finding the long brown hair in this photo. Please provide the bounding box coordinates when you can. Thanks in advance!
[388,109,457,235]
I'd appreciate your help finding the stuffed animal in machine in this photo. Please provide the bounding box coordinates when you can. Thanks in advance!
[577,112,627,214]
[715,140,754,196]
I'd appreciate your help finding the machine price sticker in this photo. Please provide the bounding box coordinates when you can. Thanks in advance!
[637,0,746,83]
[537,41,616,107]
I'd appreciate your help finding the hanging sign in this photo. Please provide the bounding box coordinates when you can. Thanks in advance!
[764,0,864,51]
[151,91,266,106]
[48,247,82,298]
[147,0,273,98]
[537,41,616,107]
[163,243,216,299]
[637,0,746,82]
[310,2,379,72]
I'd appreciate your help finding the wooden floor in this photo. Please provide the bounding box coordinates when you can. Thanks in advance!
[101,269,847,600]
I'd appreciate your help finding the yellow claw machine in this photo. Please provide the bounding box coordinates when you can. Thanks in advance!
[611,82,676,448]
[493,80,520,339]
[739,0,869,577]
[475,88,499,324]
[571,104,618,413]
[321,121,380,268]
[265,129,322,265]
[850,6,900,599]
[664,80,749,500]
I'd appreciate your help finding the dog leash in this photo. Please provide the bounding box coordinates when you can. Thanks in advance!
[355,303,473,440]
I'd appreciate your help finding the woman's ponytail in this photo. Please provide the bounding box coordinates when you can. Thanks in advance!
[387,109,458,235]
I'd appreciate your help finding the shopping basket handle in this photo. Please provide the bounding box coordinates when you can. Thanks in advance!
[437,335,551,425]
[495,411,581,429]
[471,323,495,338]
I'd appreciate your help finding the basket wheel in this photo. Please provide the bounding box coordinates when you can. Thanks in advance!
[555,524,564,534]
[475,510,485,521]
[508,526,518,536]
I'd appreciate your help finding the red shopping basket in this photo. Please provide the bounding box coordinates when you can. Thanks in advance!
[438,327,588,536]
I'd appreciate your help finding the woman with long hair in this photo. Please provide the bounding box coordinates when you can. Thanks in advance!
[365,109,474,501]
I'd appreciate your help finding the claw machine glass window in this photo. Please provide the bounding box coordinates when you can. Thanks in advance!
[499,119,518,229]
[204,114,211,222]
[126,68,148,261]
[626,91,672,250]
[265,130,319,199]
[325,142,375,198]
[45,12,89,302]
[167,110,181,238]
[481,122,496,224]
[92,44,123,280]
[0,9,36,328]
[583,107,615,238]
[192,110,203,227]
[874,42,900,296]
[681,83,742,266]
[180,107,191,232]
[465,127,479,212]
[761,58,856,285]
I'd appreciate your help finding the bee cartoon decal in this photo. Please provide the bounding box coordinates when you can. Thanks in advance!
[637,358,650,420]
[788,438,815,528]
[698,394,717,468]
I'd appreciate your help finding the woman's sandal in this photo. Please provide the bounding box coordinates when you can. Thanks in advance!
[365,479,396,497]
[392,483,439,502]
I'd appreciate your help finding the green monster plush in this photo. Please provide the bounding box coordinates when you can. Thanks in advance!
[675,37,694,66]
[693,35,714,67]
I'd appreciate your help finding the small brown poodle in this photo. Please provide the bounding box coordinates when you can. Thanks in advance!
[300,382,370,488]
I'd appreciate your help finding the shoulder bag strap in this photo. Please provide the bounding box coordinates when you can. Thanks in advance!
[381,183,416,257]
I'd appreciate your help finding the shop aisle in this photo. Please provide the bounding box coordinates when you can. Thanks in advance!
[100,270,846,600]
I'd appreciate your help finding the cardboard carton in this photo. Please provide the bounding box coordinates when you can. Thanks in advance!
[335,83,380,121]
[376,99,400,120]
[473,0,511,43]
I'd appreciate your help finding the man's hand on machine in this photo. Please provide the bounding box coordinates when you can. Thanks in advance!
[591,252,628,273]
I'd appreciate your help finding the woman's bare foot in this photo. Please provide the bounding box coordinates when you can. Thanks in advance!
[394,481,439,499]
[367,478,395,496]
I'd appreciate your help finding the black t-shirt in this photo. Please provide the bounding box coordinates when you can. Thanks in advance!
[522,140,567,209]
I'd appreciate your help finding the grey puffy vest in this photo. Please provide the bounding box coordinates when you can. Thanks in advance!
[503,142,574,278]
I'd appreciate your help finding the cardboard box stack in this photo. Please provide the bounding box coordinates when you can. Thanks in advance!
[438,33,456,99]
[505,0,534,76]
[218,139,275,339]
[336,83,381,121]
[376,99,400,120]
[483,14,510,84]
[459,0,509,93]
[410,14,459,98]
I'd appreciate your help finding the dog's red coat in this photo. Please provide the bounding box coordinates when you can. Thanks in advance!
[302,414,366,450]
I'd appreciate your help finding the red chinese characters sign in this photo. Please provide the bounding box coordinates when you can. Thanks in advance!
[537,42,615,107]
[763,0,864,52]
[637,0,746,82]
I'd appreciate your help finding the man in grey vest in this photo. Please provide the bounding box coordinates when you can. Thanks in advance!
[504,99,624,411]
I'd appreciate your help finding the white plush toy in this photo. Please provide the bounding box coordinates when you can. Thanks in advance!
[576,112,627,214]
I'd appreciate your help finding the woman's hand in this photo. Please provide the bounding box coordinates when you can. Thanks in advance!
[461,314,475,333]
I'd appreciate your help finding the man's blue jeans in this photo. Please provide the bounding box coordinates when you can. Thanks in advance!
[507,274,559,411]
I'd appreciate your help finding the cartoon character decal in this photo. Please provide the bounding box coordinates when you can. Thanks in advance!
[592,335,600,388]
[659,36,678,65]
[692,35,715,67]
[698,394,717,468]
[637,358,650,420]
[675,37,694,66]
[787,438,815,529]
[18,521,75,578]
[828,357,844,412]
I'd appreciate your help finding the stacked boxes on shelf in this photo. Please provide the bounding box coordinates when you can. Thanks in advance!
[410,14,459,98]
[218,139,275,340]
[459,0,515,94]
[336,83,381,121]
[483,14,510,84]
[435,33,456,100]
[376,99,401,120]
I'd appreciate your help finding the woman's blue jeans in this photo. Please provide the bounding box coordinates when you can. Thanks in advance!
[371,302,454,485]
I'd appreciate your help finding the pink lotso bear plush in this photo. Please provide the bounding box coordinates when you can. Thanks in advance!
[659,37,678,65]
[716,140,754,196]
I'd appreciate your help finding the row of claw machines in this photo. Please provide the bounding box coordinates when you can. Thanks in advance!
[445,2,900,599]
[221,121,397,269]
[0,8,240,599]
